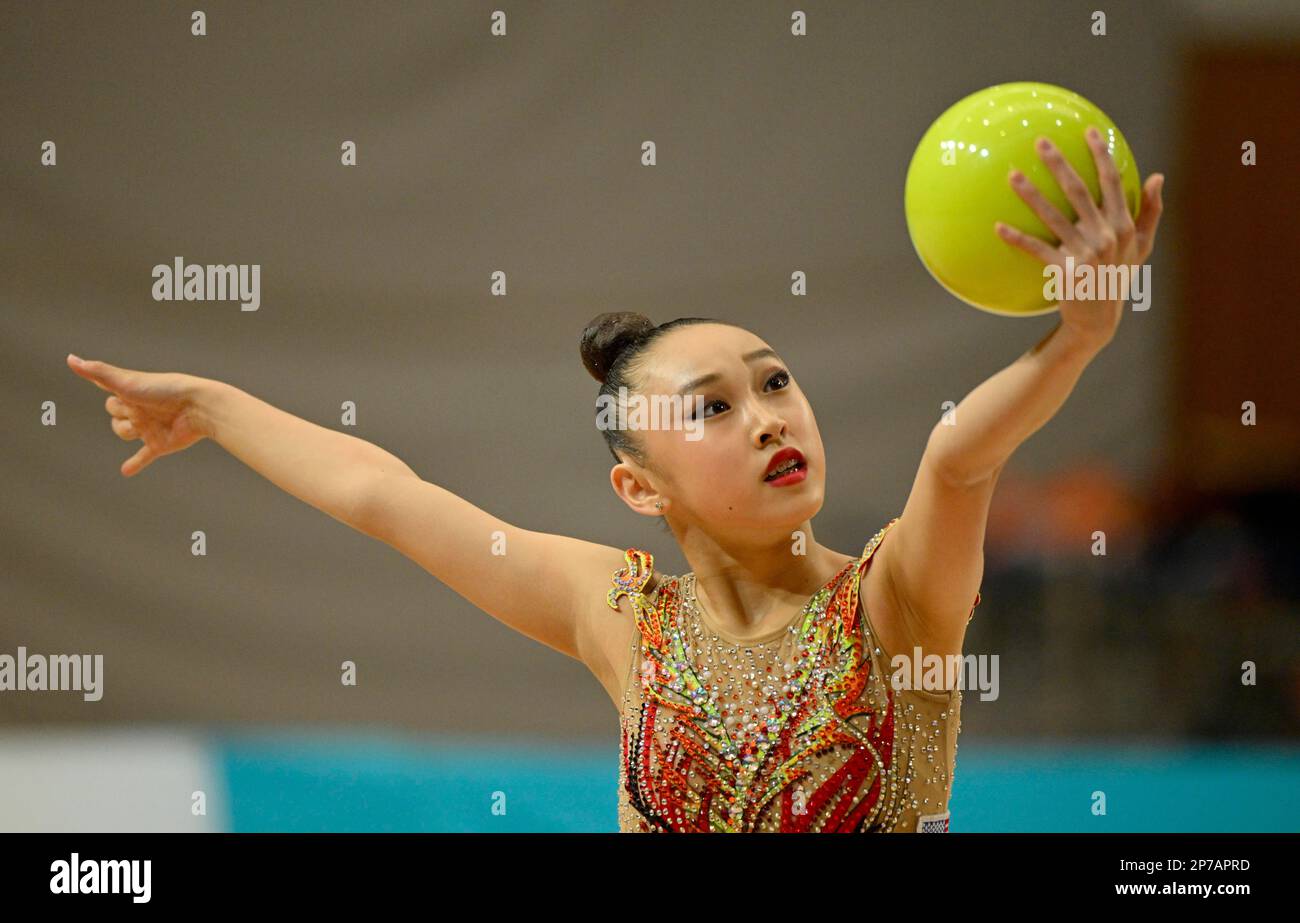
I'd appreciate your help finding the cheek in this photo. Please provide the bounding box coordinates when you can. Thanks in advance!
[672,441,752,501]
[794,407,824,451]
[807,423,827,460]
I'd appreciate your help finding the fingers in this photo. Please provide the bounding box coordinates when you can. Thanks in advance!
[67,355,130,394]
[1035,135,1109,247]
[1135,173,1165,262]
[110,416,138,441]
[69,358,114,392]
[995,221,1061,265]
[122,444,156,478]
[1085,125,1136,247]
[66,354,158,475]
[105,395,140,442]
[1008,169,1088,252]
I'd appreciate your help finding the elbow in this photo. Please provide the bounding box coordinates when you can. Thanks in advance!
[932,460,999,490]
[925,431,1002,489]
[347,470,394,538]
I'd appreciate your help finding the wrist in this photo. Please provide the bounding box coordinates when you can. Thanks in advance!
[185,377,235,441]
[1055,321,1111,360]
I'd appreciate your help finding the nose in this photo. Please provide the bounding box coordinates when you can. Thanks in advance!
[751,404,788,448]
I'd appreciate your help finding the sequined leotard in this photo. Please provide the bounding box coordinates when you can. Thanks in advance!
[607,517,981,833]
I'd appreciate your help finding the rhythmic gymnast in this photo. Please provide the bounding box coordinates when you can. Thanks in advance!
[68,130,1163,832]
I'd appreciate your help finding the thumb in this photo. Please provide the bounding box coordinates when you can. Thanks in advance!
[121,444,157,477]
[68,355,132,394]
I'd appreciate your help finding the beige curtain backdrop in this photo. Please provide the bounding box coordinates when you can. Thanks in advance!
[0,0,1267,738]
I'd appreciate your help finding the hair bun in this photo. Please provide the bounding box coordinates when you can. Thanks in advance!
[579,312,655,384]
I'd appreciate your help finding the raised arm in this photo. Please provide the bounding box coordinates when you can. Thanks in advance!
[883,127,1165,658]
[67,355,632,697]
[883,323,1095,658]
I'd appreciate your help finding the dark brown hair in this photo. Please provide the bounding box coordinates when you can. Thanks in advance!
[580,312,736,467]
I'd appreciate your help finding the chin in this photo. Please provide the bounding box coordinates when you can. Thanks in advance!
[761,491,826,531]
[793,493,826,524]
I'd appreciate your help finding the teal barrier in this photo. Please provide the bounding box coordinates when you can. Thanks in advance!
[216,731,1300,832]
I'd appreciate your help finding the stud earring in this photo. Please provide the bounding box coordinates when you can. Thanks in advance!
[655,501,663,510]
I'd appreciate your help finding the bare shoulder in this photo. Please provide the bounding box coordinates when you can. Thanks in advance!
[575,550,663,714]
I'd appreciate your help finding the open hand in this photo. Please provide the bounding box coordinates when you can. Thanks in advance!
[995,125,1165,350]
[67,354,208,476]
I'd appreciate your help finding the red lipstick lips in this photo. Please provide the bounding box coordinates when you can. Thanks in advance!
[763,447,807,486]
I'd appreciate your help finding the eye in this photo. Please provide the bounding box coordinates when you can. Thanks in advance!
[698,399,729,419]
[765,370,791,390]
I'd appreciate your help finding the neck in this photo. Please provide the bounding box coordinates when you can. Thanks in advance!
[672,521,856,635]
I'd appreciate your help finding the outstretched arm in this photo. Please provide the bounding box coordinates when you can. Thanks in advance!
[68,356,630,690]
[884,126,1165,656]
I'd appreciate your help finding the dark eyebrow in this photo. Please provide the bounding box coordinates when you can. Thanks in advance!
[676,348,781,395]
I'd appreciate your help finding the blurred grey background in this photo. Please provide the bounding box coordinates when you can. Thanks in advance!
[3,0,1297,753]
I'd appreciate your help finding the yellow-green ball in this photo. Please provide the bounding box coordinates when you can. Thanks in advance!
[904,82,1142,316]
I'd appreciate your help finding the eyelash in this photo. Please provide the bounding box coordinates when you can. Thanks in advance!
[697,370,791,419]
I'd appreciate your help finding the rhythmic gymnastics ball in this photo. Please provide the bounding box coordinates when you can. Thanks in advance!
[904,82,1141,316]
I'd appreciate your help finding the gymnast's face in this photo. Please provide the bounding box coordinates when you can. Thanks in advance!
[614,323,828,541]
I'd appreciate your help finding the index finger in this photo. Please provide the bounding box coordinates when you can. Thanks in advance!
[67,355,130,394]
[68,355,115,392]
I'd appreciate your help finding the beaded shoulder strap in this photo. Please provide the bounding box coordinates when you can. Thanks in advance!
[856,516,982,624]
[859,516,901,564]
[829,517,900,636]
[606,548,669,650]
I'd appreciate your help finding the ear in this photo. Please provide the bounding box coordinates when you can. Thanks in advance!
[610,461,664,518]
